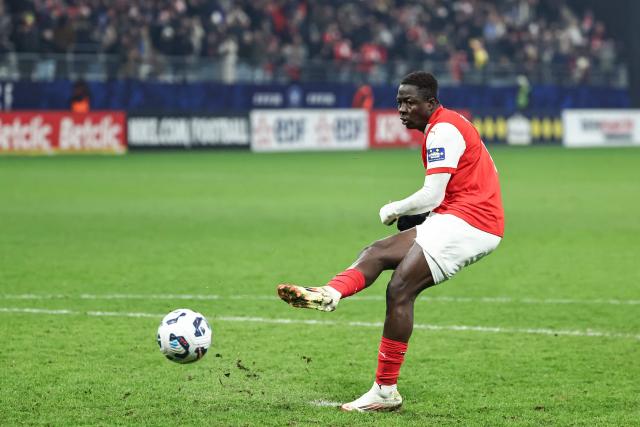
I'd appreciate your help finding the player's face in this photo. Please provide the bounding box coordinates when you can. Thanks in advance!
[396,84,436,132]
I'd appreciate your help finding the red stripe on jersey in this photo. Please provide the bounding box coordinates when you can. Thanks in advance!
[423,106,504,237]
[426,167,456,175]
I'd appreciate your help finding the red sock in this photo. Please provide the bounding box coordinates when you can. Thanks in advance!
[326,268,365,298]
[375,336,408,386]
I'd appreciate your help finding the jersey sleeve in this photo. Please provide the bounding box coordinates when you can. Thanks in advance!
[425,122,466,175]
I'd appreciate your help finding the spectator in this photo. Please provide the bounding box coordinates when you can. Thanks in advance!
[1,0,625,84]
[352,84,374,110]
[11,12,39,52]
[469,38,489,70]
[0,0,13,54]
[69,78,91,112]
[218,35,238,84]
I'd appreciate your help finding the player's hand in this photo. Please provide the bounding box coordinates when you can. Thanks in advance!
[379,202,400,226]
[397,212,429,231]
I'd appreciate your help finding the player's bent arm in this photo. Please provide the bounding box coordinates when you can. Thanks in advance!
[379,173,450,225]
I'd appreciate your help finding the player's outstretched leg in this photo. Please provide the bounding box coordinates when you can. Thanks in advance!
[341,243,434,412]
[277,229,417,312]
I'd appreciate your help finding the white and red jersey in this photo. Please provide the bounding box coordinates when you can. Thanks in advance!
[422,106,504,237]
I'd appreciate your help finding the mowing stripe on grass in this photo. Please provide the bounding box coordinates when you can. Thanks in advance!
[1,306,639,341]
[1,293,639,306]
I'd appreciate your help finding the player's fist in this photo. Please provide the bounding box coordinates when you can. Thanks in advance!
[379,202,400,226]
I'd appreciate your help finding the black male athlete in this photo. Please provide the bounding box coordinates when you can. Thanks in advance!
[277,71,504,412]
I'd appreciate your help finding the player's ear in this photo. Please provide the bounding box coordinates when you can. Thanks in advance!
[425,97,438,113]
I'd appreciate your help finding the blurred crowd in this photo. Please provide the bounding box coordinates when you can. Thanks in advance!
[0,0,623,83]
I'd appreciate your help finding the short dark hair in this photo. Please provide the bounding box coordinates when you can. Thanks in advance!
[400,71,438,101]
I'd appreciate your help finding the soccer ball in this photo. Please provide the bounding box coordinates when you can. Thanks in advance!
[157,308,212,364]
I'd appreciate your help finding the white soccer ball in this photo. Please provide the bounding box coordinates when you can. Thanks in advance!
[157,308,212,364]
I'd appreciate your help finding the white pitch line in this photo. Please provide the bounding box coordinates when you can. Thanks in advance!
[81,293,222,300]
[1,293,639,306]
[0,307,75,315]
[0,307,638,341]
[88,310,161,318]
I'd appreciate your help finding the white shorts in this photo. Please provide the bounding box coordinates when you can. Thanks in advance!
[414,213,501,284]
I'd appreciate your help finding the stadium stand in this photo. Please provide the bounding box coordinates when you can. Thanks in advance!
[0,0,627,85]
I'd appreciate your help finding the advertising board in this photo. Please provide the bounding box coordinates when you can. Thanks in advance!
[251,109,368,152]
[369,110,424,149]
[0,111,126,155]
[127,113,250,149]
[562,110,640,147]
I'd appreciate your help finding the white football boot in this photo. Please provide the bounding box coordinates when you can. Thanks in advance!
[340,382,403,412]
[276,284,340,312]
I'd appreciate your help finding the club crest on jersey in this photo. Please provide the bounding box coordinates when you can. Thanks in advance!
[427,147,445,162]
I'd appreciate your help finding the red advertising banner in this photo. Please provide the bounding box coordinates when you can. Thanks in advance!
[369,109,473,149]
[369,110,424,149]
[0,111,127,155]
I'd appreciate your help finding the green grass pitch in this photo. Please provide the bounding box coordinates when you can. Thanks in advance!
[1,147,639,426]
